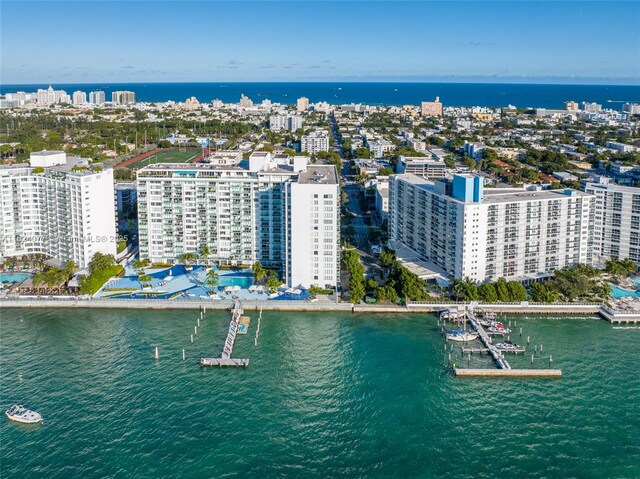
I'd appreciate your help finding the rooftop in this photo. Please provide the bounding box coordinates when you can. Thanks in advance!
[297,165,338,185]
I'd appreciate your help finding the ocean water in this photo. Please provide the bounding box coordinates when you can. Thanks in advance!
[2,82,639,109]
[1,308,639,478]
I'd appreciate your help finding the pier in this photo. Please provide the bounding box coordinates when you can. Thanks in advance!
[466,308,511,370]
[200,300,249,368]
[454,368,562,378]
[442,306,563,378]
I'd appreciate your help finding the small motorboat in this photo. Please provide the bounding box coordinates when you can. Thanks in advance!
[5,405,43,424]
[446,330,479,342]
[494,342,522,351]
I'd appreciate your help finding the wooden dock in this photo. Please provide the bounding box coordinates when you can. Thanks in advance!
[454,368,562,378]
[467,310,511,370]
[200,358,249,367]
[201,300,249,368]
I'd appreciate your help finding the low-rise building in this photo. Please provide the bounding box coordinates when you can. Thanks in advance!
[396,156,446,179]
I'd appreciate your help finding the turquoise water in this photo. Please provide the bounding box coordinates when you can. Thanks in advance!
[609,284,640,298]
[0,272,31,283]
[217,273,254,289]
[1,309,639,478]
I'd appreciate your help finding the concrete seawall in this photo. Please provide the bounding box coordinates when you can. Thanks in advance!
[0,298,603,316]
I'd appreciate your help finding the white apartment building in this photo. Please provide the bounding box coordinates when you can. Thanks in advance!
[72,91,87,106]
[388,173,594,283]
[585,177,640,265]
[36,86,70,105]
[112,91,136,104]
[397,156,446,179]
[301,130,330,154]
[0,151,117,268]
[89,91,106,105]
[136,153,339,288]
[269,115,303,132]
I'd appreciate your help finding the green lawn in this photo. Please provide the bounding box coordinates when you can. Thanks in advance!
[139,149,201,165]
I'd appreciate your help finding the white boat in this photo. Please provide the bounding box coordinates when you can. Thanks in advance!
[446,330,479,342]
[5,405,43,424]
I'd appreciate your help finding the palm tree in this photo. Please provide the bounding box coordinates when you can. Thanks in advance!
[139,274,153,288]
[179,252,196,269]
[199,246,210,265]
[205,269,219,294]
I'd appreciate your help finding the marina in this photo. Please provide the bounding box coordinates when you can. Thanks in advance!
[441,306,562,376]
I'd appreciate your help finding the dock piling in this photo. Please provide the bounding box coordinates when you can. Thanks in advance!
[154,346,159,360]
[190,334,193,344]
[182,349,185,361]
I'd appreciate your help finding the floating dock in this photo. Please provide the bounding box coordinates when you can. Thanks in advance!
[454,368,562,378]
[201,300,249,368]
[200,358,249,367]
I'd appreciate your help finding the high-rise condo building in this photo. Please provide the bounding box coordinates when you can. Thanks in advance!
[72,91,87,105]
[297,97,309,112]
[111,91,136,104]
[585,177,640,266]
[89,91,106,105]
[136,153,340,289]
[388,173,594,283]
[0,151,117,268]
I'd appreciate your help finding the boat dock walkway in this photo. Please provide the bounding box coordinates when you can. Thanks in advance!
[454,368,562,378]
[201,300,249,368]
[467,310,511,370]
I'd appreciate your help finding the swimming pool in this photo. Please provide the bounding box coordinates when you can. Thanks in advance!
[217,274,254,289]
[609,284,640,298]
[0,272,32,284]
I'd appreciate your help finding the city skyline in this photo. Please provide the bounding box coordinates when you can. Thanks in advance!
[1,1,639,85]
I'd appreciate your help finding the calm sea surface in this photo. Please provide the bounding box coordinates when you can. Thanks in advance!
[2,82,639,109]
[1,308,639,478]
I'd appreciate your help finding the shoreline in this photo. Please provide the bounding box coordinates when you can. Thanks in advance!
[0,297,604,316]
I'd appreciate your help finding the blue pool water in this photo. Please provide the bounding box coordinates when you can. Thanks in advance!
[609,284,640,298]
[0,272,32,283]
[217,273,254,289]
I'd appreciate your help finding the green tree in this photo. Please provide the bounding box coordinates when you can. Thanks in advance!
[495,278,511,302]
[478,283,498,303]
[265,269,281,293]
[529,282,558,303]
[507,281,527,302]
[378,167,394,176]
[252,261,267,282]
[205,269,219,293]
[179,252,196,267]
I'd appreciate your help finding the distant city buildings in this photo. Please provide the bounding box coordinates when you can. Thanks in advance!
[623,103,640,115]
[0,151,116,268]
[297,96,309,112]
[111,91,136,105]
[136,153,339,288]
[421,97,443,117]
[89,91,106,105]
[72,91,87,106]
[388,173,594,283]
[565,101,579,111]
[239,94,253,108]
[269,115,303,132]
[301,130,330,154]
[585,177,640,266]
[36,86,70,105]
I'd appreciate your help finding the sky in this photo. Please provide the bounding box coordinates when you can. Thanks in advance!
[1,1,639,85]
